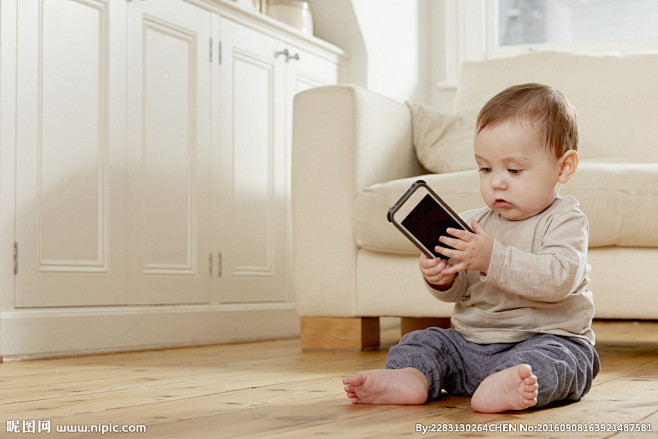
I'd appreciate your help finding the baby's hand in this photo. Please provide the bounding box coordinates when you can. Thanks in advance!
[435,220,493,275]
[419,253,456,290]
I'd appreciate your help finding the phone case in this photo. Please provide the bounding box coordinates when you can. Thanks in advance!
[387,180,427,223]
[387,180,473,258]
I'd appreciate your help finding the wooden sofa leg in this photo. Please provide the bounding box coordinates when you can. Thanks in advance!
[300,317,380,350]
[400,317,451,337]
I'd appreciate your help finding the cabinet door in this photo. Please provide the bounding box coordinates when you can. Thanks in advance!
[287,44,338,96]
[216,19,288,303]
[126,0,212,305]
[15,0,126,307]
[282,45,338,249]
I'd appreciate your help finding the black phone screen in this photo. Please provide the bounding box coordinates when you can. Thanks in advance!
[401,194,462,259]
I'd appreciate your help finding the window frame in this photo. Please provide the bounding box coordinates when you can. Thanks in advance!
[484,0,658,59]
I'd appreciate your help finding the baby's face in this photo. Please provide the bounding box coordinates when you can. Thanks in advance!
[474,120,562,221]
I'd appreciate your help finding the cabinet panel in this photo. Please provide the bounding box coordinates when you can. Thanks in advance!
[217,19,287,303]
[232,52,276,274]
[142,18,197,273]
[40,0,107,269]
[15,0,125,307]
[126,0,212,304]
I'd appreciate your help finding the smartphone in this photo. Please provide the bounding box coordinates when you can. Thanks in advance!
[387,180,473,259]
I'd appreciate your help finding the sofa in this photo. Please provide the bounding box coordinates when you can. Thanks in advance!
[292,51,658,349]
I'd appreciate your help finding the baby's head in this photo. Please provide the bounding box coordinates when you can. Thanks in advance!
[474,83,580,221]
[477,83,578,159]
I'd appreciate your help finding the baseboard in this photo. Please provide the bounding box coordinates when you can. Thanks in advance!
[0,303,300,359]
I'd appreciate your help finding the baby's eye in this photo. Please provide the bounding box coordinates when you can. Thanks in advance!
[507,168,522,175]
[479,167,492,174]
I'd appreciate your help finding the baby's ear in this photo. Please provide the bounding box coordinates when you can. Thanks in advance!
[558,150,579,184]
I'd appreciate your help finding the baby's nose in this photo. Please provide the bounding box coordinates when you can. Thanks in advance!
[491,173,508,189]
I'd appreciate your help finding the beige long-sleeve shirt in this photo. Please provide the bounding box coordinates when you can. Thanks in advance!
[428,195,596,345]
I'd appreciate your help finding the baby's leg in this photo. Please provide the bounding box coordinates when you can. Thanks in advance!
[342,328,470,404]
[487,334,600,409]
[384,328,474,401]
[342,367,429,404]
[470,364,538,413]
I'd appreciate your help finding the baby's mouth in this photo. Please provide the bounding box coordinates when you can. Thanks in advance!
[495,199,513,208]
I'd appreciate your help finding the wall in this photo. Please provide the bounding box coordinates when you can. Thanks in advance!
[309,0,435,105]
[309,0,658,113]
[307,0,367,87]
[350,0,431,104]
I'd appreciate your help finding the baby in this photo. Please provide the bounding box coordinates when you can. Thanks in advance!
[343,83,600,413]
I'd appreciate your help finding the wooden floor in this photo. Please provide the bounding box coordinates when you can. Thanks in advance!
[2,321,657,439]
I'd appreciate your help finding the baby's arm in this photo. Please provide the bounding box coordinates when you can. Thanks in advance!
[483,214,588,302]
[440,211,588,302]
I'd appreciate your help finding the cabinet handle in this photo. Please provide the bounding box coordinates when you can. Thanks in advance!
[275,49,300,62]
[275,48,290,58]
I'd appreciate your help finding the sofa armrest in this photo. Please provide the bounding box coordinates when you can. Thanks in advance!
[292,85,420,316]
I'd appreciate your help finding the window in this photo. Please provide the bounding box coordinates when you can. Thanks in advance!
[493,0,658,52]
[438,0,658,91]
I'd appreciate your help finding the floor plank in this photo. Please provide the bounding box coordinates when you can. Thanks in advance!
[1,321,657,438]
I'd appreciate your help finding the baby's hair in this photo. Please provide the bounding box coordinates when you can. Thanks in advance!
[476,83,578,158]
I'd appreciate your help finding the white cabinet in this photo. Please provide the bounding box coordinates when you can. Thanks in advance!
[126,0,213,305]
[15,0,127,307]
[5,0,343,355]
[216,18,287,303]
[215,17,337,303]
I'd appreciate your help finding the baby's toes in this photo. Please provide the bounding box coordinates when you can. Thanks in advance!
[523,377,537,387]
[523,385,538,399]
[523,373,537,385]
[522,388,538,400]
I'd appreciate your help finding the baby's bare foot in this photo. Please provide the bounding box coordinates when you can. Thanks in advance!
[471,364,538,413]
[342,368,429,405]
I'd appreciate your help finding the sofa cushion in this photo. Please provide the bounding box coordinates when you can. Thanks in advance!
[406,102,478,174]
[353,162,658,254]
[562,162,658,248]
[354,171,482,255]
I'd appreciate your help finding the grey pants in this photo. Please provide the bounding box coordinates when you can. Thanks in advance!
[386,328,600,407]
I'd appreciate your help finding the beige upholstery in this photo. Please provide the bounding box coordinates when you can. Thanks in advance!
[292,51,658,326]
[355,163,658,255]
